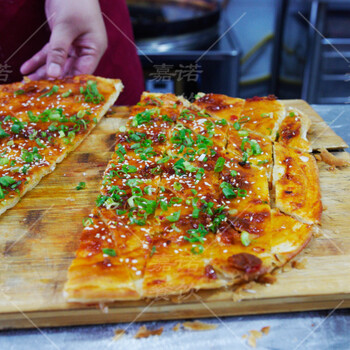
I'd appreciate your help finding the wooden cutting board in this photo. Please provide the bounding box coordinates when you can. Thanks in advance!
[0,101,349,329]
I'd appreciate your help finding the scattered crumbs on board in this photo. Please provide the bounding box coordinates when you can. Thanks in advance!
[182,320,218,331]
[319,148,350,168]
[134,325,164,339]
[113,329,125,341]
[242,326,271,348]
[172,323,181,331]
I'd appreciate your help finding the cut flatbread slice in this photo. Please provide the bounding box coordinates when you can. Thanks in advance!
[0,75,123,215]
[273,142,322,224]
[216,155,271,235]
[277,107,311,152]
[208,209,312,281]
[192,93,245,123]
[240,96,286,141]
[226,129,273,180]
[64,209,140,302]
[142,229,227,298]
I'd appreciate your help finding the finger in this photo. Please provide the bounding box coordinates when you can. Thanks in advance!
[20,44,49,75]
[62,56,76,77]
[70,44,104,76]
[46,23,75,79]
[26,64,48,81]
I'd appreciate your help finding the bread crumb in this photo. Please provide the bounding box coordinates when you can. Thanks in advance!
[183,320,217,331]
[261,326,270,335]
[113,329,125,341]
[243,326,271,347]
[282,264,293,272]
[250,330,263,339]
[134,325,163,339]
[232,293,242,302]
[314,154,321,161]
[247,334,257,348]
[320,148,350,167]
[172,323,181,331]
[257,273,277,284]
[291,258,307,269]
[98,303,108,314]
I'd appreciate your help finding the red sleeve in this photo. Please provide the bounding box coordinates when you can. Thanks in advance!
[0,0,144,106]
[95,0,144,105]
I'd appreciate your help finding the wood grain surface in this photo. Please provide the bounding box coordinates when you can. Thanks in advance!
[0,101,349,329]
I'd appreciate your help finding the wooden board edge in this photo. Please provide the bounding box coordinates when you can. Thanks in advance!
[1,294,349,330]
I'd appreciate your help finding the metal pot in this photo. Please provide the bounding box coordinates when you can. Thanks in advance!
[127,0,222,51]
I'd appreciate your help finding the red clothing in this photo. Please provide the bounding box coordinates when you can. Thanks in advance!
[0,0,144,105]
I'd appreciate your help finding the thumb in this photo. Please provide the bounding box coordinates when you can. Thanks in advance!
[47,24,74,79]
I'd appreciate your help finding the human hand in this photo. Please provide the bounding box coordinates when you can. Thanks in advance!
[20,0,107,80]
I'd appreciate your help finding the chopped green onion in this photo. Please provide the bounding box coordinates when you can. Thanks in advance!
[144,186,155,195]
[27,111,39,122]
[215,119,227,126]
[11,118,26,134]
[102,248,117,257]
[233,122,240,131]
[160,200,168,211]
[62,89,72,98]
[214,157,225,172]
[230,170,238,177]
[0,158,9,166]
[257,159,269,165]
[82,217,93,227]
[167,211,181,222]
[192,207,200,219]
[237,189,247,197]
[191,245,204,255]
[238,116,250,123]
[173,182,182,191]
[14,89,25,96]
[238,130,249,137]
[172,223,181,232]
[76,182,86,190]
[170,197,182,204]
[150,245,156,257]
[157,156,170,164]
[80,80,104,104]
[0,176,16,187]
[240,231,251,246]
[116,209,127,215]
[77,110,87,119]
[35,138,46,148]
[40,85,59,98]
[220,182,236,199]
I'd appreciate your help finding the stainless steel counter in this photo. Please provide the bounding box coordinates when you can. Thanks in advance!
[1,104,349,350]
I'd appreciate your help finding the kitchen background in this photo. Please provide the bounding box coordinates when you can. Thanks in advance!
[128,0,350,104]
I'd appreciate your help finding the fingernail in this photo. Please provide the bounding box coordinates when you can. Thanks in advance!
[48,63,61,78]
